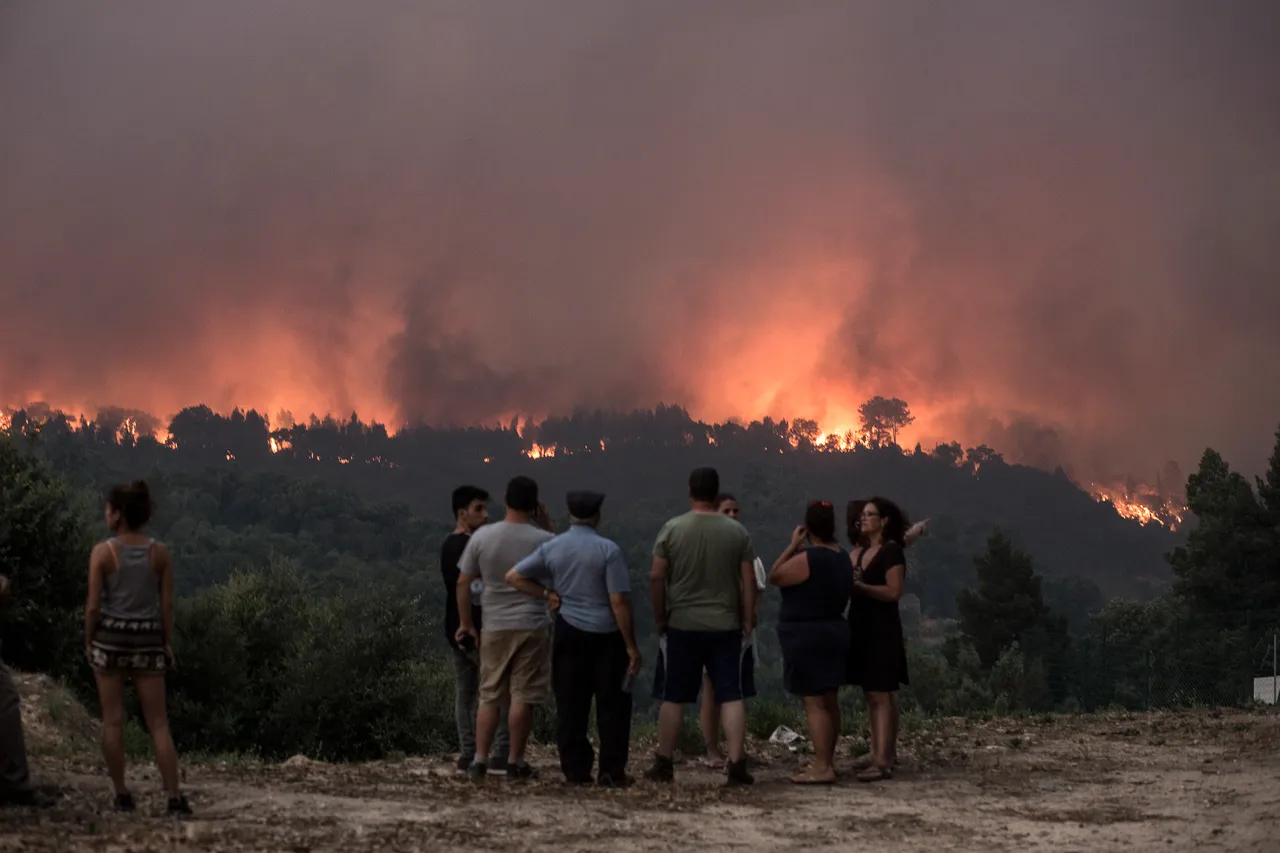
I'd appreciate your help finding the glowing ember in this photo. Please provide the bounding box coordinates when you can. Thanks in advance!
[225,451,236,461]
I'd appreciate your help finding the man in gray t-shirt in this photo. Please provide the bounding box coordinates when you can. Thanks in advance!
[463,522,555,632]
[456,476,554,781]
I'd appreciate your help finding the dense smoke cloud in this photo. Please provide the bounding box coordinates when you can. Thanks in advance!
[2,1,1278,477]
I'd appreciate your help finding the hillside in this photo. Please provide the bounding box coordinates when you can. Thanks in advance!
[6,405,1182,618]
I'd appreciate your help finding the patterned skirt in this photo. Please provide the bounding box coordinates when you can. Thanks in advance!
[89,616,168,674]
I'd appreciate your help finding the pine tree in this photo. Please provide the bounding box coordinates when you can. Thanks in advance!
[956,530,1069,688]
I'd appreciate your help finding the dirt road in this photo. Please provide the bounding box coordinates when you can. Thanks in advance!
[3,682,1278,852]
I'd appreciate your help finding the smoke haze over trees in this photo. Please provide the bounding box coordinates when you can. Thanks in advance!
[2,1,1280,483]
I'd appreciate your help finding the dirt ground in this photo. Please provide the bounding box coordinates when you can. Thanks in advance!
[3,673,1279,852]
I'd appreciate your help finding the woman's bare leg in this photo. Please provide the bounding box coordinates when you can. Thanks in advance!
[889,692,900,765]
[94,672,128,796]
[822,692,842,769]
[792,695,836,783]
[859,691,893,779]
[134,675,181,798]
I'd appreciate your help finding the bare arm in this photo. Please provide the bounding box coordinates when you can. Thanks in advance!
[905,519,929,547]
[772,525,808,574]
[456,573,477,641]
[854,563,905,603]
[505,567,555,606]
[84,544,107,654]
[770,552,811,588]
[155,542,175,650]
[609,593,641,673]
[649,557,669,635]
[740,560,757,634]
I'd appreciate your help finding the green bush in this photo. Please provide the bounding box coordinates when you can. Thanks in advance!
[0,436,95,679]
[167,561,454,761]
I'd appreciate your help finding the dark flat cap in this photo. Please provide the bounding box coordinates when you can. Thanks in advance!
[566,490,606,519]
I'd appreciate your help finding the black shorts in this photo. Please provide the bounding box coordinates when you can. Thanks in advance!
[651,627,756,704]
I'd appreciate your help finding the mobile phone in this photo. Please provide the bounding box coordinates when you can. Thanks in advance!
[459,634,476,653]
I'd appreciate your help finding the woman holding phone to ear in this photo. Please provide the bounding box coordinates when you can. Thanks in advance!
[770,501,849,784]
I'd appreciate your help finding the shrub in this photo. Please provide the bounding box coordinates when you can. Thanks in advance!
[167,561,454,760]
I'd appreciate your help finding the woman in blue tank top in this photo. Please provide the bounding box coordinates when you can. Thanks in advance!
[84,481,190,815]
[770,501,850,784]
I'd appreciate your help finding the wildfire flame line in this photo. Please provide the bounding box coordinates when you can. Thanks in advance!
[3,405,1186,530]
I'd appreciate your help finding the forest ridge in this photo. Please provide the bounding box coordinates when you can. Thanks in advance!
[1,398,1186,530]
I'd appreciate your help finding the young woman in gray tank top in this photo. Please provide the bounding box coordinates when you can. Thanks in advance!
[84,480,190,815]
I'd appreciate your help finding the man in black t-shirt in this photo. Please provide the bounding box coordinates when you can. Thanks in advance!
[441,486,510,773]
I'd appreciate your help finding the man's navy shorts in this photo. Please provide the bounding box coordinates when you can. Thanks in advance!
[651,627,756,704]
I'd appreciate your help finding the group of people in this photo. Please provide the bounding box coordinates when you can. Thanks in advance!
[442,465,924,787]
[0,463,921,813]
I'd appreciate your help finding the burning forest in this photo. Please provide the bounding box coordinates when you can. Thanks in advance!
[1,400,1189,531]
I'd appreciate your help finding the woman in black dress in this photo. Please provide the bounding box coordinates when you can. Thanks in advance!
[770,501,849,784]
[846,496,908,782]
[847,499,926,771]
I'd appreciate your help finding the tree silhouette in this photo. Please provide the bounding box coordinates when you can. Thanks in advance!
[956,530,1067,670]
[857,396,915,447]
[933,441,964,467]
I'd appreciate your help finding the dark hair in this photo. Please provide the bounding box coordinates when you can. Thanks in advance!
[865,496,908,546]
[107,480,153,530]
[804,500,837,544]
[846,499,868,548]
[689,467,720,503]
[451,485,489,516]
[715,493,736,507]
[505,476,539,513]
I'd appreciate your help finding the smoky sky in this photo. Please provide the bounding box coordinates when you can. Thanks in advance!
[2,0,1278,480]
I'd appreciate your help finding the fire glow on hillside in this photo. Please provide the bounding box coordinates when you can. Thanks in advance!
[3,404,1188,530]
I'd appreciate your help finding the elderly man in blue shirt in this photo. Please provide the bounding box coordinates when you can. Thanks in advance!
[505,491,640,787]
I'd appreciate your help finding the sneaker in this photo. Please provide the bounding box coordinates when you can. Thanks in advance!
[597,773,634,789]
[167,795,193,816]
[643,755,674,783]
[487,755,510,776]
[467,761,488,783]
[726,758,754,787]
[507,762,538,782]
